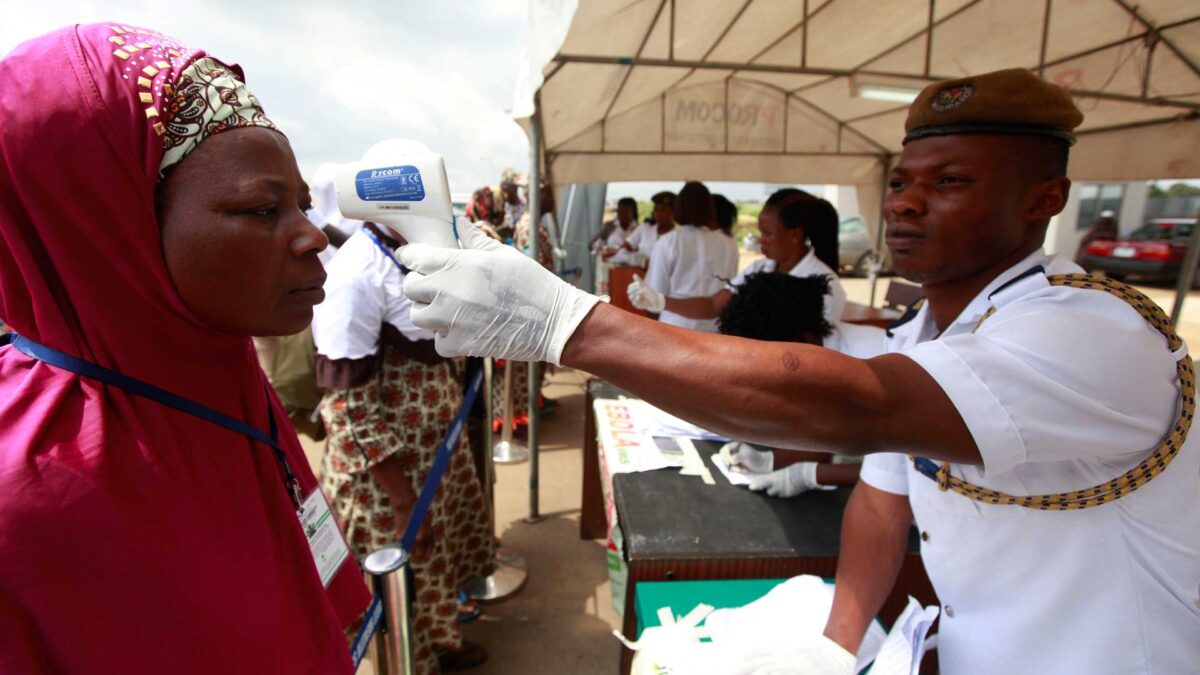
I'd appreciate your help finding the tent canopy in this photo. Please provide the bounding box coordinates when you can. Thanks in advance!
[518,0,1200,236]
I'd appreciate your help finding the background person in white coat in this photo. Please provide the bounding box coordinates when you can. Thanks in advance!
[642,181,739,332]
[630,189,846,323]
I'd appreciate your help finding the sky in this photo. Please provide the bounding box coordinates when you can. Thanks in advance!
[0,0,535,196]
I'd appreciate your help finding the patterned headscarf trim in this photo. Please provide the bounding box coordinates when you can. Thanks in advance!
[158,57,277,177]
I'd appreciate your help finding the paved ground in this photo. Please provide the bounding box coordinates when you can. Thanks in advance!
[296,263,1200,675]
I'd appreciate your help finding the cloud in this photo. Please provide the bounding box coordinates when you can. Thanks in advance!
[0,0,533,193]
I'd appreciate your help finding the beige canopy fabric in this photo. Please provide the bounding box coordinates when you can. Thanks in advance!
[517,0,1200,246]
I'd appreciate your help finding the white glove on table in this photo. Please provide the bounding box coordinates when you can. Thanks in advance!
[627,274,666,313]
[747,462,833,498]
[737,636,857,675]
[718,441,774,474]
[399,225,601,365]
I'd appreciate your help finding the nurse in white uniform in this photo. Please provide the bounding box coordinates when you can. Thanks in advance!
[641,182,738,332]
[622,191,676,267]
[396,68,1200,674]
[628,189,846,323]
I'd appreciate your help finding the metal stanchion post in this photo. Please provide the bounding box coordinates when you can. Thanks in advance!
[492,361,528,464]
[525,359,541,523]
[363,546,415,675]
[466,358,530,601]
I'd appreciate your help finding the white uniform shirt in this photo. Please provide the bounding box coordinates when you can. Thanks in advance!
[823,322,886,358]
[625,222,673,261]
[860,250,1200,674]
[602,220,636,265]
[645,226,739,332]
[312,230,433,360]
[730,250,848,322]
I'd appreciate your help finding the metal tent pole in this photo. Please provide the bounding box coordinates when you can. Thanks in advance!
[525,109,543,524]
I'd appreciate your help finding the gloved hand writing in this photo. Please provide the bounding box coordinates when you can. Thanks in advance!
[718,441,773,474]
[627,274,666,313]
[736,636,856,674]
[747,462,834,498]
[399,225,601,365]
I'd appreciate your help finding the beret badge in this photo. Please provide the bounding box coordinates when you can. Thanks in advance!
[931,84,974,113]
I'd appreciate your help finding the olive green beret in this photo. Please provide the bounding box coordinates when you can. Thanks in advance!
[904,68,1084,146]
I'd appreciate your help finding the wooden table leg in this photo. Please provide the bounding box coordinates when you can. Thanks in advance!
[580,379,606,539]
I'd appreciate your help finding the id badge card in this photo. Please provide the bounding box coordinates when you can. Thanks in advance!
[298,488,351,588]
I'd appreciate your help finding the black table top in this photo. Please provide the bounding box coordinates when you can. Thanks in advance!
[612,440,920,562]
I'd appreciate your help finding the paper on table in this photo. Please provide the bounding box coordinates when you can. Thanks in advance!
[711,453,766,487]
[644,404,731,442]
[676,437,716,485]
[867,596,939,675]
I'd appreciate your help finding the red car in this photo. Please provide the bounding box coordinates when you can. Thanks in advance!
[1080,218,1199,283]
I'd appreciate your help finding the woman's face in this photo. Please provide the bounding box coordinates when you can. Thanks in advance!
[757,206,804,262]
[159,128,328,337]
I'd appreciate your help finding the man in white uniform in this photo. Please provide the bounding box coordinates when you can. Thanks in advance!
[622,191,676,266]
[398,68,1200,673]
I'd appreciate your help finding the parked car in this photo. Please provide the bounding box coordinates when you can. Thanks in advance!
[838,217,887,276]
[1080,218,1200,283]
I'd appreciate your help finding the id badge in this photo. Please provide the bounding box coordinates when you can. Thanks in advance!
[298,488,351,588]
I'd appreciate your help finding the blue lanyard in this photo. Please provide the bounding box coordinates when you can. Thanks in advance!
[364,229,408,273]
[0,332,303,508]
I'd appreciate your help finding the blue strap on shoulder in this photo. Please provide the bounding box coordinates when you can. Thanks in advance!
[364,228,410,274]
[1,332,302,504]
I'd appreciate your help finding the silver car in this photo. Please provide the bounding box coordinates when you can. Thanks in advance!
[838,217,885,276]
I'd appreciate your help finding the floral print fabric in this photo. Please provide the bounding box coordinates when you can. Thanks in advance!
[159,57,276,176]
[320,349,493,674]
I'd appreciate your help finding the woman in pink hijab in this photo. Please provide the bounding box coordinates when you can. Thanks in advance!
[0,23,370,672]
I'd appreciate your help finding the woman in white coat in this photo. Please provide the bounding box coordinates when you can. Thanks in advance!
[630,188,846,323]
[641,182,739,332]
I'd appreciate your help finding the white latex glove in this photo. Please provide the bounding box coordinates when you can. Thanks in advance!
[737,636,856,675]
[718,441,773,474]
[553,247,568,260]
[747,462,833,498]
[627,274,666,313]
[399,224,600,365]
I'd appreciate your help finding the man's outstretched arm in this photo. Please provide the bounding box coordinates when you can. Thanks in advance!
[562,303,979,464]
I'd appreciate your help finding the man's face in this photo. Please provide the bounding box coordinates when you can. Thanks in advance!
[884,135,1043,285]
[617,203,633,225]
[653,202,673,227]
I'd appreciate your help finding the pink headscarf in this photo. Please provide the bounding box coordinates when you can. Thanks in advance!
[0,23,368,673]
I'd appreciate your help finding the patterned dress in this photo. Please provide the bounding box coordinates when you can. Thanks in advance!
[320,349,494,674]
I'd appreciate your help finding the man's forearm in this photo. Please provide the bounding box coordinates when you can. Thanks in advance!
[561,303,979,463]
[824,482,912,653]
